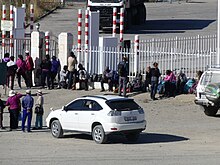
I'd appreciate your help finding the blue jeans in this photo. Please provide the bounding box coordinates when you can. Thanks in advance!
[22,109,32,132]
[151,81,158,99]
[35,114,43,129]
[119,76,127,97]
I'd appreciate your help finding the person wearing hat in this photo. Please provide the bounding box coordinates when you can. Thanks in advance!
[33,90,44,130]
[25,50,34,88]
[21,90,34,132]
[5,90,23,130]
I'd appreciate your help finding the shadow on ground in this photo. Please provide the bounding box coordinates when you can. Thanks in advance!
[127,19,215,34]
[62,132,189,144]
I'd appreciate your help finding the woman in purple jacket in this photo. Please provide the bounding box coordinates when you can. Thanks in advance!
[5,90,23,131]
[16,55,28,89]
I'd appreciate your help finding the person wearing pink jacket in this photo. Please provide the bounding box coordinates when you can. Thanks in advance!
[5,90,23,131]
[164,70,176,97]
[16,55,28,89]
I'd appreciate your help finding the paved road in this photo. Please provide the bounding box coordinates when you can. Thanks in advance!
[36,0,217,44]
[0,86,220,164]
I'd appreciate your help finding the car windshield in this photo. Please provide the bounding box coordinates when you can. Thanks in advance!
[200,72,220,85]
[89,0,122,3]
[106,99,140,111]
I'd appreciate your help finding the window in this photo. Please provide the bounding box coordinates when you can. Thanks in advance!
[66,99,103,111]
[106,99,140,111]
[82,100,103,111]
[66,100,84,110]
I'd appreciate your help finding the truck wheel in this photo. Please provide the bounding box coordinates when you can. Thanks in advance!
[202,106,219,116]
[125,9,132,30]
[138,4,146,24]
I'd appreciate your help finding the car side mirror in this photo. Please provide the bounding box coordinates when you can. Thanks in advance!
[62,106,67,111]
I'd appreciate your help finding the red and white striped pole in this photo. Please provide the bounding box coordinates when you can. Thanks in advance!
[10,5,14,56]
[112,7,117,37]
[2,5,6,56]
[134,35,140,76]
[85,9,89,71]
[119,8,124,49]
[45,31,50,55]
[30,4,34,34]
[22,4,26,30]
[77,9,82,61]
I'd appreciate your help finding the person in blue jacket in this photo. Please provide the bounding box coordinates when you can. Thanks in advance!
[21,90,34,132]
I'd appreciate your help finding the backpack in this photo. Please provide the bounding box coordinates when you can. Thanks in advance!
[118,62,126,76]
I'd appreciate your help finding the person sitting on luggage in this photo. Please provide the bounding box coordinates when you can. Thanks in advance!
[57,65,68,89]
[163,70,176,97]
[100,66,113,92]
[77,64,88,91]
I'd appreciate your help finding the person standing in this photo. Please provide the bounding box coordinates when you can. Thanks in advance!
[16,55,28,89]
[0,93,5,129]
[21,90,34,132]
[5,90,23,131]
[118,56,129,97]
[50,56,60,89]
[6,56,17,90]
[149,62,161,100]
[34,90,44,129]
[40,55,52,89]
[67,52,78,90]
[25,50,34,88]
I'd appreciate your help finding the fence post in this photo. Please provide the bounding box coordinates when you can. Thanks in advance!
[112,8,117,37]
[77,9,82,62]
[120,8,124,49]
[45,31,50,55]
[85,9,89,71]
[10,5,14,56]
[2,5,6,57]
[30,4,34,34]
[134,35,139,76]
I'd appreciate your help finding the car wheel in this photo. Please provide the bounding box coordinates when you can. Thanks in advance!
[202,106,219,116]
[51,120,63,138]
[125,132,140,142]
[92,125,107,144]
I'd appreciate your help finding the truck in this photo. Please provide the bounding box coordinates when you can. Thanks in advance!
[87,0,146,30]
[194,68,220,116]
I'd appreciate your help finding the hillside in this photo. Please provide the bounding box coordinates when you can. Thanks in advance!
[0,0,61,22]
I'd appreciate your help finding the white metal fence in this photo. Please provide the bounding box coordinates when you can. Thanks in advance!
[74,34,217,79]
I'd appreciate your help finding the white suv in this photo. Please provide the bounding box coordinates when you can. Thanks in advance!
[46,95,146,144]
[195,69,220,116]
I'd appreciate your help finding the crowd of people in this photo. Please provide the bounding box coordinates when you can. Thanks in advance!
[0,49,203,131]
[0,89,44,131]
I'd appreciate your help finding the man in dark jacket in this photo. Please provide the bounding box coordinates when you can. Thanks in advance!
[40,55,51,89]
[50,56,60,89]
[118,56,129,97]
[149,62,161,100]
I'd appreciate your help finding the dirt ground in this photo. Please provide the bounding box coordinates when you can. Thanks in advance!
[0,87,220,165]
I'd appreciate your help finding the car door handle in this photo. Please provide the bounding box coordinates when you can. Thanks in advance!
[75,113,78,115]
[91,113,95,115]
